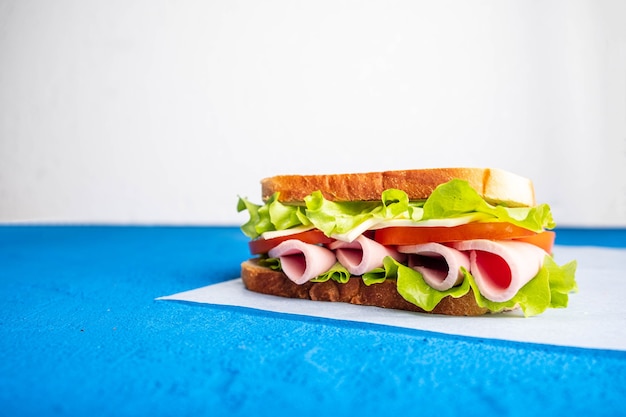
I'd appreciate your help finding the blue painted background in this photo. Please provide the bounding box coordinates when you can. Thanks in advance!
[1,226,625,416]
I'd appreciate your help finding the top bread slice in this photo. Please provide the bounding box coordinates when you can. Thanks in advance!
[261,167,536,208]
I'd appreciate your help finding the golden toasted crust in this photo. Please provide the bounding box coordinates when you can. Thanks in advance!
[241,259,489,316]
[261,167,535,207]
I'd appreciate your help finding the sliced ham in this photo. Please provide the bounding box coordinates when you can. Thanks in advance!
[268,240,337,285]
[397,243,470,291]
[452,240,547,302]
[329,234,405,276]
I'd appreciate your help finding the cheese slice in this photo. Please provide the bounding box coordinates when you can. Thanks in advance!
[261,225,314,240]
[261,213,495,242]
[331,213,493,242]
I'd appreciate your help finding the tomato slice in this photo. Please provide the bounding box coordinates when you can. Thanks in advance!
[373,222,537,246]
[248,230,334,255]
[249,224,556,255]
[513,230,556,254]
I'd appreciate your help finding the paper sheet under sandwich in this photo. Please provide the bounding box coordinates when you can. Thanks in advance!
[158,246,626,352]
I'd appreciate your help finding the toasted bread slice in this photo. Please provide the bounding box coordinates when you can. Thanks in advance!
[261,167,535,207]
[241,259,489,316]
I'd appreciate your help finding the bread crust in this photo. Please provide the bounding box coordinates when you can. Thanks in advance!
[241,259,489,316]
[261,167,535,207]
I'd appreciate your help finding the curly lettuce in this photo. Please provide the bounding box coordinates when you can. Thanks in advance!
[238,179,556,239]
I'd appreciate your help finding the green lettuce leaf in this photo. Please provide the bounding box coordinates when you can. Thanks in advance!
[237,196,263,239]
[362,256,400,285]
[303,191,383,236]
[303,188,423,236]
[396,261,472,311]
[422,179,555,232]
[546,257,578,308]
[311,262,351,284]
[237,194,309,239]
[257,257,282,271]
[380,188,424,220]
[362,268,387,286]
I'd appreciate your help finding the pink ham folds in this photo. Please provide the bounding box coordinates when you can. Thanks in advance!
[397,242,470,291]
[267,235,549,303]
[329,235,405,276]
[452,240,548,302]
[268,240,336,285]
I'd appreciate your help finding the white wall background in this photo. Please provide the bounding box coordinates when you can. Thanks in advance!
[1,0,625,226]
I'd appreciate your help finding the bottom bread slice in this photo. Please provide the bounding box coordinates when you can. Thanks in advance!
[241,259,489,316]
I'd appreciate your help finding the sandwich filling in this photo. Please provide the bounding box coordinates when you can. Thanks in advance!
[238,179,577,316]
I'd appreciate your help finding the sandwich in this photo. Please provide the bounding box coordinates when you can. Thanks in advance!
[237,168,577,316]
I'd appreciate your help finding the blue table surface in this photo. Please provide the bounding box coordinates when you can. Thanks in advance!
[1,225,625,417]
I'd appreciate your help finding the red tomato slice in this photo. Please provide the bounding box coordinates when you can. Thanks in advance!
[248,230,334,255]
[513,230,556,254]
[373,222,538,246]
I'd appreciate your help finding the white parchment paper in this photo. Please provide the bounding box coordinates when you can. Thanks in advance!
[158,246,626,351]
